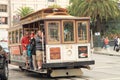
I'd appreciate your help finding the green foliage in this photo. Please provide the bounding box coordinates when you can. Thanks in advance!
[48,4,61,8]
[17,7,34,18]
[104,20,120,38]
[68,0,120,20]
[67,0,120,34]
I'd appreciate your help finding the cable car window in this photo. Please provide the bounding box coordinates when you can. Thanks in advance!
[16,30,18,43]
[63,21,75,43]
[19,29,22,43]
[47,22,60,44]
[77,21,88,42]
[12,31,14,43]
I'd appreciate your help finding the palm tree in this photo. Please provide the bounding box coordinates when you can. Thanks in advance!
[48,4,61,8]
[17,7,34,18]
[68,0,120,33]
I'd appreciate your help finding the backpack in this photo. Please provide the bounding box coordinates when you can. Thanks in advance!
[116,46,120,52]
[27,44,32,56]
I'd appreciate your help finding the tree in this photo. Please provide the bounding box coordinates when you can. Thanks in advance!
[17,7,34,18]
[48,4,61,8]
[68,0,120,33]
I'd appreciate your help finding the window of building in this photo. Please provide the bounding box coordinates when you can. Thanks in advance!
[0,17,8,24]
[48,0,55,2]
[0,4,7,12]
[13,15,20,24]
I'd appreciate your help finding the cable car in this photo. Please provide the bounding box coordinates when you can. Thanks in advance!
[8,8,95,77]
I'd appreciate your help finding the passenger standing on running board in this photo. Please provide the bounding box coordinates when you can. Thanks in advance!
[35,30,44,70]
[21,31,30,69]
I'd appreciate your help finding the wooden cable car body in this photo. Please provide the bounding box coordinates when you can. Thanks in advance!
[8,8,95,77]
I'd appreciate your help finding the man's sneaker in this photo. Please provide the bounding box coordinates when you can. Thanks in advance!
[38,67,41,70]
[34,68,37,71]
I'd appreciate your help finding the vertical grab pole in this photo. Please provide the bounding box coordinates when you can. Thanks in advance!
[91,29,94,49]
[90,29,94,56]
[41,32,45,63]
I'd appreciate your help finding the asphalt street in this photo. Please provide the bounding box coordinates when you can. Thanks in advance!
[8,53,120,80]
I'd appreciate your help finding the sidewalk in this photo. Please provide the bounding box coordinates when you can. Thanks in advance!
[93,46,120,56]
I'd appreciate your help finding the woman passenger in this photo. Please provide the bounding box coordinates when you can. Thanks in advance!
[30,32,37,70]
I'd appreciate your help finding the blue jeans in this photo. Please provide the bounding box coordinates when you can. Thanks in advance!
[105,44,109,49]
[28,55,33,70]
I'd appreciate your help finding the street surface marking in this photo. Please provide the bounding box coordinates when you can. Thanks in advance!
[93,65,120,69]
[57,78,95,80]
[101,77,120,80]
[9,64,18,69]
[93,66,113,69]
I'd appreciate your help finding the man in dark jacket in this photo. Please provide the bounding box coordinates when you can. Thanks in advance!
[114,36,118,50]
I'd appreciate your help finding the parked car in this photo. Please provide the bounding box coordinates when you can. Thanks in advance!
[0,42,10,62]
[0,43,9,80]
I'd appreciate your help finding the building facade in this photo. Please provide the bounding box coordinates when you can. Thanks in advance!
[0,0,9,40]
[0,0,69,40]
[9,0,69,27]
[0,0,9,29]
